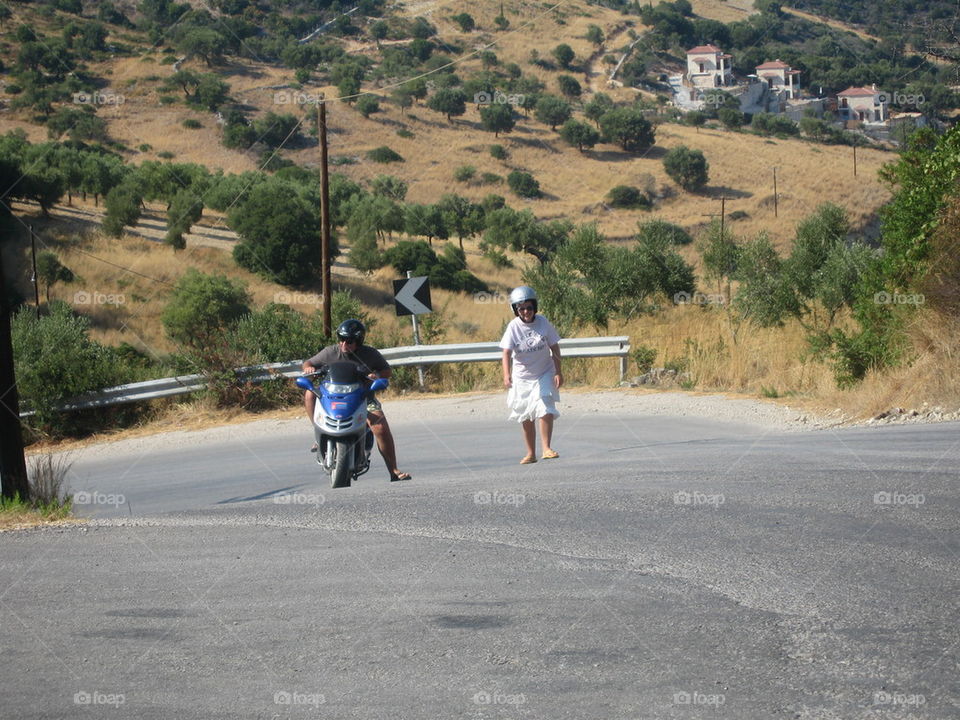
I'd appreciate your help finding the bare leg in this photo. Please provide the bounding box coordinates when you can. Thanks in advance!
[521,419,536,460]
[304,390,315,421]
[368,411,408,479]
[540,414,555,455]
[304,391,317,449]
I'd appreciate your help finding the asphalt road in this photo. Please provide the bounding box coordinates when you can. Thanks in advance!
[1,408,958,719]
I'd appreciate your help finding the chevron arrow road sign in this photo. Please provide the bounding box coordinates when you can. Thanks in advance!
[393,276,432,316]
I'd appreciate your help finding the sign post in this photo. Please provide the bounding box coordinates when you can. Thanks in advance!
[393,273,432,390]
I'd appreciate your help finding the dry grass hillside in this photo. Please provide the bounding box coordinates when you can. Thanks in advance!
[2,0,951,422]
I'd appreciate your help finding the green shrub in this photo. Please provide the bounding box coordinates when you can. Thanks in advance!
[663,145,709,192]
[507,170,541,198]
[383,240,487,292]
[229,303,328,363]
[356,94,380,117]
[632,345,657,373]
[453,164,476,182]
[11,302,137,434]
[489,144,507,160]
[367,146,403,163]
[635,219,693,246]
[484,247,513,268]
[480,172,502,185]
[230,179,324,286]
[607,185,650,209]
[182,118,202,129]
[161,269,251,348]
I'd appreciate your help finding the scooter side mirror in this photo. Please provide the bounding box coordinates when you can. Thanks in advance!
[295,377,314,392]
[369,378,389,393]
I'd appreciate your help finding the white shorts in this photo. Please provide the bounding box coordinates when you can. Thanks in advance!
[507,372,560,423]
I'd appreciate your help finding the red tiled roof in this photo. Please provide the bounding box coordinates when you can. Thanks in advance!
[756,60,791,69]
[838,86,878,96]
[686,45,723,55]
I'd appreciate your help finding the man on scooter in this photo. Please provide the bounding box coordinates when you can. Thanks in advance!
[301,319,412,482]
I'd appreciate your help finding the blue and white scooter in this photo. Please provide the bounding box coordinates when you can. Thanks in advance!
[296,361,389,489]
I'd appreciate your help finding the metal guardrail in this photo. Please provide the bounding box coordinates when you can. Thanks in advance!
[24,337,630,416]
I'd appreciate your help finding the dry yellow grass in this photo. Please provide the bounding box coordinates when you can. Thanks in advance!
[817,313,960,418]
[686,0,756,23]
[0,515,84,532]
[2,0,952,424]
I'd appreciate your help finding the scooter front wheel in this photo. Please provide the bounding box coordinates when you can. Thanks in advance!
[331,439,352,489]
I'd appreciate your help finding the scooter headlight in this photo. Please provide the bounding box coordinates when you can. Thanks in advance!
[325,382,360,394]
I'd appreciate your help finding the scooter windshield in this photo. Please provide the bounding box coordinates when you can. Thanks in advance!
[325,361,364,385]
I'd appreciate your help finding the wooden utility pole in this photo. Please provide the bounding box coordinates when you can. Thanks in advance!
[29,225,40,318]
[701,196,728,237]
[773,168,778,218]
[0,243,30,501]
[318,98,332,337]
[715,196,726,239]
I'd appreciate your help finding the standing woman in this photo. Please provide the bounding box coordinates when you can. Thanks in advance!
[500,286,563,464]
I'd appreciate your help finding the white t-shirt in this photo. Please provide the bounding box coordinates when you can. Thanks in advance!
[499,314,561,381]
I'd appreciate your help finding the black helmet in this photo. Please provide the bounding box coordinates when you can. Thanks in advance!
[336,318,366,346]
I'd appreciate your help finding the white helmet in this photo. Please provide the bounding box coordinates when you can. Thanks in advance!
[509,285,538,316]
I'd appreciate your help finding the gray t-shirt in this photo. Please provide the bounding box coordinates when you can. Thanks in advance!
[305,344,390,376]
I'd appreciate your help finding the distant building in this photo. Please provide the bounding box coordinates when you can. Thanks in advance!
[755,59,800,99]
[685,45,733,88]
[837,85,888,124]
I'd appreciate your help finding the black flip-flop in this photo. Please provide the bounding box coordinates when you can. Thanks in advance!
[390,471,412,482]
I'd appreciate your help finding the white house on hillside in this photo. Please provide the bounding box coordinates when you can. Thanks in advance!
[755,59,800,99]
[837,85,889,124]
[685,45,733,88]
